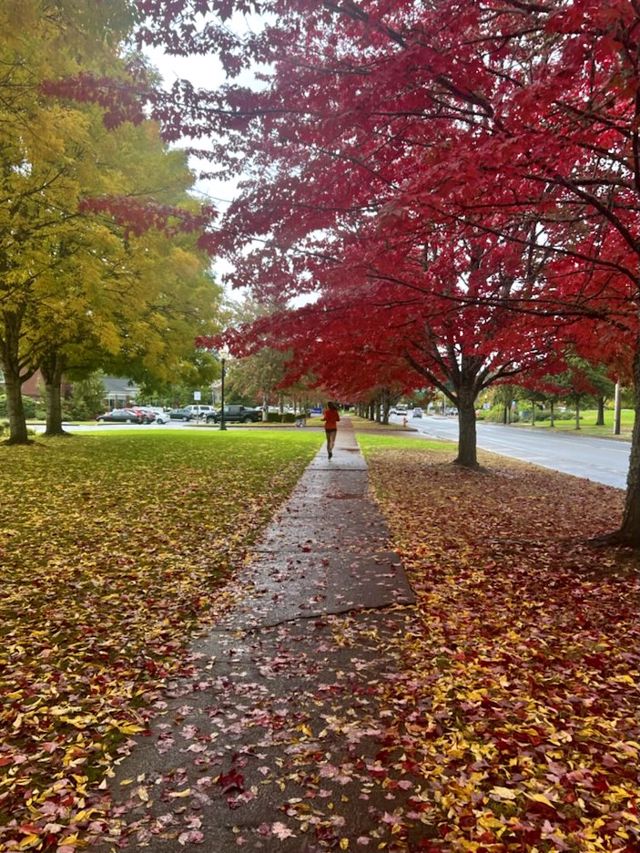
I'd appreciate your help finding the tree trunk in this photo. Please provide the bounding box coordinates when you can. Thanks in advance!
[40,351,69,437]
[3,368,30,444]
[615,345,640,545]
[596,395,605,427]
[531,399,536,426]
[381,389,391,424]
[44,377,65,436]
[550,401,555,428]
[455,390,478,468]
[613,382,621,435]
[575,398,581,430]
[1,309,32,444]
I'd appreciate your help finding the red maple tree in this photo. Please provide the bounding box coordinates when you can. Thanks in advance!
[180,1,640,543]
[50,1,640,542]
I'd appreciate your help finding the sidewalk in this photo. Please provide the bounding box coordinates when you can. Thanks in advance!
[99,419,417,851]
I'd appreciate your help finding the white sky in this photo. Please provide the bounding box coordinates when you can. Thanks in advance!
[144,47,240,214]
[144,28,315,312]
[143,16,263,300]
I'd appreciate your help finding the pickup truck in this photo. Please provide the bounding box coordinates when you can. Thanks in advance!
[206,405,262,424]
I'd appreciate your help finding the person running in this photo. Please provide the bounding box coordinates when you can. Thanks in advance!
[322,401,340,459]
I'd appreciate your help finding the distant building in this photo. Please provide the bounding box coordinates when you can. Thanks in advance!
[3,371,139,409]
[102,377,139,409]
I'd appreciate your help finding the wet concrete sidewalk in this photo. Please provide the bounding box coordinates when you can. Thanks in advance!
[100,419,418,851]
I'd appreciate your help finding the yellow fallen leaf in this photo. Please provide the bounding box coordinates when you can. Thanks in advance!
[113,723,145,735]
[168,788,191,798]
[60,715,97,729]
[490,786,518,800]
[526,793,554,808]
[340,839,349,850]
[72,807,99,823]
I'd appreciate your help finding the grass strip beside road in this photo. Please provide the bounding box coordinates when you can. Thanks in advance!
[356,433,640,850]
[0,430,323,846]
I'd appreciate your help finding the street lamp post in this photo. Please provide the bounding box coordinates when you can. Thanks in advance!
[219,356,227,431]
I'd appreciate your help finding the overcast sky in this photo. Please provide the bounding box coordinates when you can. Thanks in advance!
[144,18,269,303]
[144,46,239,213]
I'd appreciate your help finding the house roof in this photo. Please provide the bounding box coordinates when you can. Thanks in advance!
[103,377,139,397]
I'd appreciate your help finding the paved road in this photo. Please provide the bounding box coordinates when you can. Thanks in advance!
[393,414,631,490]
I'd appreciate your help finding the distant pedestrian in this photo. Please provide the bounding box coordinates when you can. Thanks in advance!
[322,401,340,459]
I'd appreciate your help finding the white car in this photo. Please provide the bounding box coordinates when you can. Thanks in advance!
[143,406,170,423]
[184,404,215,418]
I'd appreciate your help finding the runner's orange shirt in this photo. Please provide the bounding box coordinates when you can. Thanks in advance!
[323,409,340,429]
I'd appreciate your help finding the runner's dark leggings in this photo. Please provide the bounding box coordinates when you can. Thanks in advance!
[325,429,337,453]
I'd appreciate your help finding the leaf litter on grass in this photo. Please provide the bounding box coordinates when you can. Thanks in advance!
[355,444,640,852]
[3,432,639,852]
[0,431,323,850]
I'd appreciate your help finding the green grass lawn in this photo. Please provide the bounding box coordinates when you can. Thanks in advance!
[505,407,635,438]
[349,414,420,433]
[356,431,452,453]
[0,429,323,837]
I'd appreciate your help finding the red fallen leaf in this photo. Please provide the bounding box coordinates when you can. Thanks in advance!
[218,769,244,794]
[525,799,557,818]
[367,766,387,779]
[593,774,610,793]
[407,799,431,814]
[18,825,41,834]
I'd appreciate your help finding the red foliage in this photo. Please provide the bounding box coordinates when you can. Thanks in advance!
[41,72,149,129]
[79,197,216,239]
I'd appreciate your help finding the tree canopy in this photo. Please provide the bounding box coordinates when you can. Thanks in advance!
[133,0,640,541]
[0,0,221,442]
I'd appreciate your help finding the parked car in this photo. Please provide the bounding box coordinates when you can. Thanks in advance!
[136,406,169,423]
[145,407,170,423]
[392,404,409,415]
[169,407,194,421]
[206,405,262,424]
[184,404,215,418]
[96,408,145,424]
[128,406,156,424]
[412,407,423,418]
